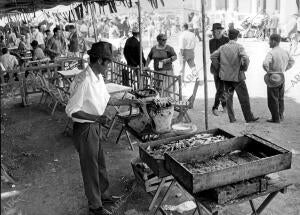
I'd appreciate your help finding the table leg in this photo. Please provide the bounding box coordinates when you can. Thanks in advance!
[125,130,134,150]
[149,177,166,211]
[251,191,279,215]
[249,200,258,215]
[154,180,175,215]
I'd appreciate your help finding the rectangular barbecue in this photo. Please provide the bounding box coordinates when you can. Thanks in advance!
[139,128,235,178]
[165,134,292,193]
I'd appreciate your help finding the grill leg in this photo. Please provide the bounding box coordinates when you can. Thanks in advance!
[251,191,279,215]
[116,126,124,144]
[106,116,117,138]
[149,177,166,211]
[154,180,175,215]
[249,200,258,215]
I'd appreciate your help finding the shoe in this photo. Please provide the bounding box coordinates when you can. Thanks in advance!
[280,115,284,121]
[101,195,121,204]
[246,117,259,123]
[266,119,280,123]
[89,207,112,215]
[212,109,219,116]
[230,119,237,123]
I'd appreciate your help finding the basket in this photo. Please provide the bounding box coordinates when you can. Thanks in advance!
[149,105,174,134]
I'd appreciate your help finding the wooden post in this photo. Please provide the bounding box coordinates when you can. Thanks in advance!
[137,0,142,89]
[91,3,98,42]
[201,0,208,130]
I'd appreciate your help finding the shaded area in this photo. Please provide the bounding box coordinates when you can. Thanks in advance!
[1,94,300,214]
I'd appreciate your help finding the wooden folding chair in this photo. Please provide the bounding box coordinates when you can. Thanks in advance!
[106,104,140,150]
[173,78,200,123]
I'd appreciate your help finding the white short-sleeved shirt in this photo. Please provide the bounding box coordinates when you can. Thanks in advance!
[65,66,110,123]
[178,30,197,50]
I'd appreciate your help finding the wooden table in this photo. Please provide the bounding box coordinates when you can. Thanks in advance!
[154,177,291,215]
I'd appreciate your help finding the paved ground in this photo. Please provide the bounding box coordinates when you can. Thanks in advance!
[1,38,300,215]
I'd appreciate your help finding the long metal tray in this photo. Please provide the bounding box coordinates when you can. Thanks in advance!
[139,128,235,178]
[164,134,292,193]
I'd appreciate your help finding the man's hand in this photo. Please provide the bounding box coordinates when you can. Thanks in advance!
[161,58,170,64]
[95,115,111,125]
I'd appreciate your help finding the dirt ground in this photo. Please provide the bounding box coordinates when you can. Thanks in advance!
[1,85,300,215]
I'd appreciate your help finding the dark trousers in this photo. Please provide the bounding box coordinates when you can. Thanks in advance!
[212,74,226,110]
[224,81,255,122]
[73,122,109,209]
[267,84,284,122]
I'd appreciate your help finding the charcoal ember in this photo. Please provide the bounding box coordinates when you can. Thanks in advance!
[146,133,228,156]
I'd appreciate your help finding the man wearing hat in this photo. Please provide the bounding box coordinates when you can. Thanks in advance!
[263,34,295,123]
[209,23,230,116]
[66,41,142,215]
[211,29,259,123]
[178,23,197,82]
[123,24,146,67]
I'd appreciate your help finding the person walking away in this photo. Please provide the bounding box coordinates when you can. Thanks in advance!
[211,29,259,123]
[123,25,146,86]
[66,41,142,215]
[209,23,229,116]
[145,34,177,89]
[147,22,155,47]
[122,17,130,37]
[108,22,120,39]
[178,23,197,83]
[191,13,202,41]
[45,27,63,60]
[68,25,79,57]
[269,12,279,35]
[262,34,295,123]
[31,40,46,61]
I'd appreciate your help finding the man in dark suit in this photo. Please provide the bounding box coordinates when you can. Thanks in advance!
[123,25,146,67]
[68,25,79,57]
[123,25,146,86]
[209,23,230,116]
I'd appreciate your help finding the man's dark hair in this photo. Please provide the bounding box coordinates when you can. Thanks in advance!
[228,29,240,40]
[89,55,99,64]
[183,23,188,30]
[269,34,281,43]
[2,47,8,54]
[53,27,60,34]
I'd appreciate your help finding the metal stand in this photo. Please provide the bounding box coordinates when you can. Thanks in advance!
[154,178,290,215]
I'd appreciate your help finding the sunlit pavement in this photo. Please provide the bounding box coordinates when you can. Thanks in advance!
[143,36,300,103]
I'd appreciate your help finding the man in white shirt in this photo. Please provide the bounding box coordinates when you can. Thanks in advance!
[0,47,18,70]
[178,23,197,82]
[66,41,141,215]
[263,34,295,123]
